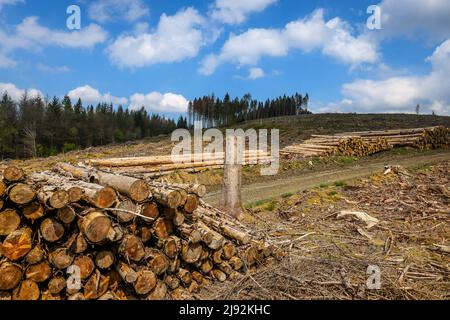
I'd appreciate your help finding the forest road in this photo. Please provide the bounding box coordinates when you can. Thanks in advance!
[204,150,450,205]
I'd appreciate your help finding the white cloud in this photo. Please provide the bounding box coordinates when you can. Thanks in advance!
[0,82,42,101]
[68,85,128,105]
[88,0,150,24]
[209,0,277,25]
[200,9,379,75]
[0,0,23,11]
[323,39,450,115]
[37,63,71,73]
[248,67,265,79]
[107,8,209,68]
[17,17,108,49]
[378,0,450,41]
[129,92,189,113]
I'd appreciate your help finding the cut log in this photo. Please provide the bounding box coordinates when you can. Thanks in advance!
[57,206,76,224]
[1,228,32,261]
[141,202,159,220]
[66,233,88,254]
[184,194,199,213]
[168,257,181,274]
[22,202,45,221]
[48,277,66,295]
[146,280,167,300]
[83,271,109,300]
[25,245,44,265]
[151,187,182,209]
[8,183,36,205]
[134,270,157,295]
[12,279,40,300]
[181,242,203,264]
[49,248,74,269]
[218,262,233,275]
[164,275,180,290]
[74,256,95,280]
[152,218,173,239]
[116,261,137,284]
[95,250,115,270]
[146,250,169,275]
[3,166,24,182]
[138,225,152,243]
[164,208,185,227]
[114,199,137,223]
[40,218,65,242]
[212,269,227,282]
[162,236,180,259]
[0,209,20,236]
[177,268,192,286]
[0,262,22,290]
[198,220,224,250]
[229,256,244,270]
[212,249,223,264]
[177,224,202,243]
[200,259,213,274]
[25,262,52,282]
[41,291,61,300]
[119,235,145,262]
[223,242,237,260]
[191,271,204,285]
[67,186,83,203]
[80,212,112,243]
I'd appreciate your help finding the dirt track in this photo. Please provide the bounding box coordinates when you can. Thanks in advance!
[205,150,450,205]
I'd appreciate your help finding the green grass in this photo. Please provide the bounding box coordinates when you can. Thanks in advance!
[319,183,328,188]
[328,190,338,196]
[334,180,347,187]
[266,201,277,211]
[281,192,294,198]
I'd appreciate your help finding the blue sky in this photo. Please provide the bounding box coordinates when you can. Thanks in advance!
[0,0,449,116]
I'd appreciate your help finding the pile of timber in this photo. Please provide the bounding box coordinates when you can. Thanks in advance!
[85,151,274,179]
[0,163,277,300]
[281,126,449,158]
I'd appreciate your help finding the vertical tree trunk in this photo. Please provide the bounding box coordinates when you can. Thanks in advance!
[220,137,244,219]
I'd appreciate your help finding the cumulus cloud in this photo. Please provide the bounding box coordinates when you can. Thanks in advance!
[200,9,379,75]
[88,0,150,24]
[129,92,189,113]
[68,85,128,105]
[16,17,108,49]
[107,8,209,68]
[209,0,277,25]
[378,0,450,41]
[322,40,450,115]
[248,67,265,79]
[0,82,43,101]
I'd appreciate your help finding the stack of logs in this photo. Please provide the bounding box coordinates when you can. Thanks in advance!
[0,163,276,300]
[281,126,449,158]
[86,151,273,179]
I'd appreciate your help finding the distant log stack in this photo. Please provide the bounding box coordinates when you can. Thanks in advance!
[85,151,274,179]
[281,126,449,158]
[0,163,276,300]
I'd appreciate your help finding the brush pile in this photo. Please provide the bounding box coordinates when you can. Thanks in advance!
[282,126,449,158]
[0,163,275,300]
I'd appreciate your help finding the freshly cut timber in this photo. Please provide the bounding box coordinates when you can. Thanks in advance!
[40,218,65,242]
[3,166,24,182]
[1,228,33,261]
[22,202,45,221]
[8,183,36,205]
[0,209,20,236]
[12,279,40,300]
[0,262,22,290]
[0,162,275,300]
[55,163,151,202]
[81,212,112,243]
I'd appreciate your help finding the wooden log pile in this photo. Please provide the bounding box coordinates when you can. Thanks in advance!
[0,164,276,300]
[281,126,449,158]
[85,151,274,179]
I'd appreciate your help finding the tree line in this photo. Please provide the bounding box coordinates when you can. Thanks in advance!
[0,93,189,159]
[188,92,310,127]
[0,91,311,159]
